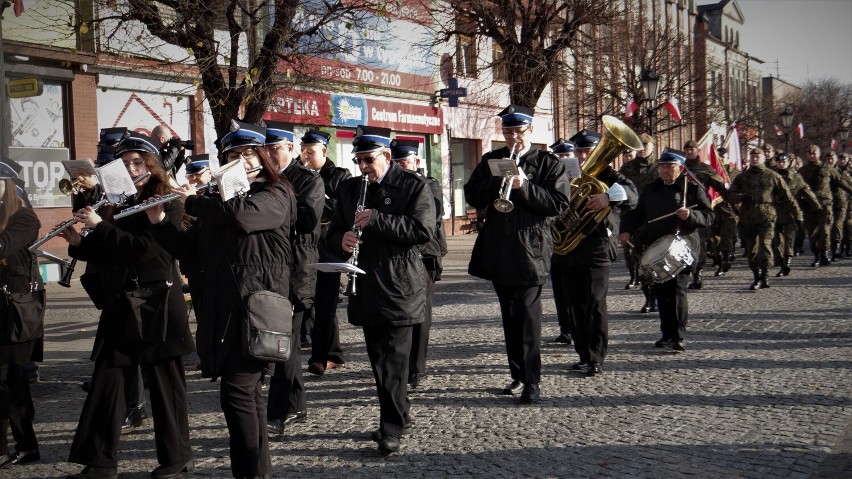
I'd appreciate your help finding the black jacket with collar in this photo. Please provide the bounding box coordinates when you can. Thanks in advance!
[465,146,570,285]
[282,161,324,309]
[327,161,435,327]
[316,158,352,262]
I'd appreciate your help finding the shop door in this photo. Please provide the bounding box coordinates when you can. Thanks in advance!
[449,137,479,217]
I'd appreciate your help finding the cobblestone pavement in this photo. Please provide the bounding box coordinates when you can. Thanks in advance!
[4,234,851,479]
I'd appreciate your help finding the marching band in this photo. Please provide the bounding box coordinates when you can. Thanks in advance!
[3,100,852,479]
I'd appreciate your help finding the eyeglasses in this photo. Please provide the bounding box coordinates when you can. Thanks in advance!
[185,169,208,178]
[225,147,257,162]
[265,144,288,153]
[352,153,383,165]
[501,126,531,138]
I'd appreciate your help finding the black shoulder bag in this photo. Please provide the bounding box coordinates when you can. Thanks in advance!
[2,256,46,343]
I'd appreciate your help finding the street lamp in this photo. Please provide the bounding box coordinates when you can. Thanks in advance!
[780,106,794,152]
[840,127,850,153]
[639,69,661,133]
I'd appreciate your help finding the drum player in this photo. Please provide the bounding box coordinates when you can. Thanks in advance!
[618,149,714,352]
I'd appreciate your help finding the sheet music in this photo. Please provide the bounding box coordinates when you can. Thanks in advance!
[560,157,581,179]
[308,262,366,275]
[96,159,136,202]
[214,160,251,201]
[62,160,96,178]
[487,159,519,177]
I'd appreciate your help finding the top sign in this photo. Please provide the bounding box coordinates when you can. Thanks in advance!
[7,77,44,99]
[439,88,467,98]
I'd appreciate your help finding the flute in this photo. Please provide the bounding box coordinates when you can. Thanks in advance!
[114,166,264,219]
[29,198,110,251]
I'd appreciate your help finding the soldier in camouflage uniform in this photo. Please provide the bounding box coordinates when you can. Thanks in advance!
[729,148,801,290]
[709,147,740,276]
[837,153,852,257]
[618,133,658,293]
[772,153,821,276]
[824,151,849,261]
[682,139,734,288]
[798,145,852,266]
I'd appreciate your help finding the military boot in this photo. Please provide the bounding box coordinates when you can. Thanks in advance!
[648,289,658,312]
[829,242,839,262]
[811,252,821,267]
[759,268,770,289]
[776,255,792,277]
[713,253,725,276]
[749,268,762,290]
[640,285,652,314]
[819,251,832,266]
[625,268,637,289]
[688,268,703,289]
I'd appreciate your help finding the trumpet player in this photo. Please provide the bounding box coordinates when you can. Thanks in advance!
[263,121,324,435]
[465,105,570,403]
[327,126,435,454]
[554,129,637,378]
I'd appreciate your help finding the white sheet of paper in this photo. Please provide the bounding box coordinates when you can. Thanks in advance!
[214,160,251,201]
[488,159,519,177]
[96,159,136,200]
[307,262,366,274]
[561,157,581,178]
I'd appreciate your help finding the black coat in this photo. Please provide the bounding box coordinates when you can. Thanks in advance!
[70,199,195,366]
[420,176,447,273]
[621,176,715,250]
[152,180,295,378]
[465,146,570,285]
[553,166,638,265]
[327,162,435,327]
[282,161,324,310]
[0,206,44,364]
[316,158,352,262]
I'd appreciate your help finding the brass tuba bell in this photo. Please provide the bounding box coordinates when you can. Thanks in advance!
[551,115,642,255]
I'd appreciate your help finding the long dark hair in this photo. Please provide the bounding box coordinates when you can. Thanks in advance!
[0,179,22,232]
[130,151,171,201]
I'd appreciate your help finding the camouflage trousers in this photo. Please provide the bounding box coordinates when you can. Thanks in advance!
[694,227,709,269]
[773,221,798,260]
[740,221,775,269]
[709,210,738,255]
[804,207,832,253]
[832,199,849,243]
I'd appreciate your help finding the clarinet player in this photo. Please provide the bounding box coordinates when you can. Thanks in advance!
[326,126,435,454]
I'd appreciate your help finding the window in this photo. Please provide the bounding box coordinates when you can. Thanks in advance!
[493,42,508,83]
[456,34,477,78]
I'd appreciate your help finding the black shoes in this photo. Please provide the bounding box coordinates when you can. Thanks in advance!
[407,372,420,390]
[586,362,602,377]
[370,421,413,442]
[550,333,572,345]
[378,435,400,454]
[519,383,541,403]
[502,379,523,395]
[121,405,149,432]
[672,340,686,352]
[151,458,194,478]
[307,361,326,376]
[268,411,307,434]
[65,466,118,479]
[776,255,792,277]
[654,337,673,348]
[0,450,40,469]
[570,361,590,373]
[688,270,703,289]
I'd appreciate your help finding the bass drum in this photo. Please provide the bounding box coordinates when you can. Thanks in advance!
[639,234,694,283]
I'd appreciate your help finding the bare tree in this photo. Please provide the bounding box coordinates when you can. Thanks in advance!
[433,0,620,108]
[793,79,852,153]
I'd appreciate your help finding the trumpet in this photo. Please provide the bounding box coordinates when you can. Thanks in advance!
[494,145,520,213]
[114,166,264,220]
[343,174,369,297]
[29,197,111,251]
[58,178,83,196]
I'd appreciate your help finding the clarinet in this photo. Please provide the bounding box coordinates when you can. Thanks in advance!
[343,174,369,297]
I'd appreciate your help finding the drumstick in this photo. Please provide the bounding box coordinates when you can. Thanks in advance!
[648,204,697,223]
[682,174,688,208]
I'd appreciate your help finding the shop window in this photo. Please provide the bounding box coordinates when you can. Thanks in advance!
[456,34,477,78]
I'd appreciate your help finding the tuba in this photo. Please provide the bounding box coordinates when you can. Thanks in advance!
[552,115,642,255]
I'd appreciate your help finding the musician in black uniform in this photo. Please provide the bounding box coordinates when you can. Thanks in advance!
[61,132,195,479]
[300,129,351,376]
[327,126,435,454]
[148,121,295,478]
[554,129,637,377]
[389,139,447,390]
[263,121,324,434]
[619,150,714,352]
[547,138,576,346]
[183,155,213,188]
[465,105,570,402]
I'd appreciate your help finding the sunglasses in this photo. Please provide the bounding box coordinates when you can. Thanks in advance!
[352,153,383,165]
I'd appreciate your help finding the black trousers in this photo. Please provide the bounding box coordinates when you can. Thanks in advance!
[563,263,610,365]
[493,284,542,384]
[363,324,413,439]
[656,271,690,341]
[267,309,306,419]
[220,354,271,478]
[549,262,575,337]
[309,271,345,365]
[68,356,191,469]
[409,269,437,376]
[0,363,37,454]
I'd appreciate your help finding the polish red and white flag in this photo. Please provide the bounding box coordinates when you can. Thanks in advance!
[774,125,784,136]
[663,96,682,122]
[13,0,25,17]
[624,98,638,119]
[831,138,839,150]
[794,123,805,139]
